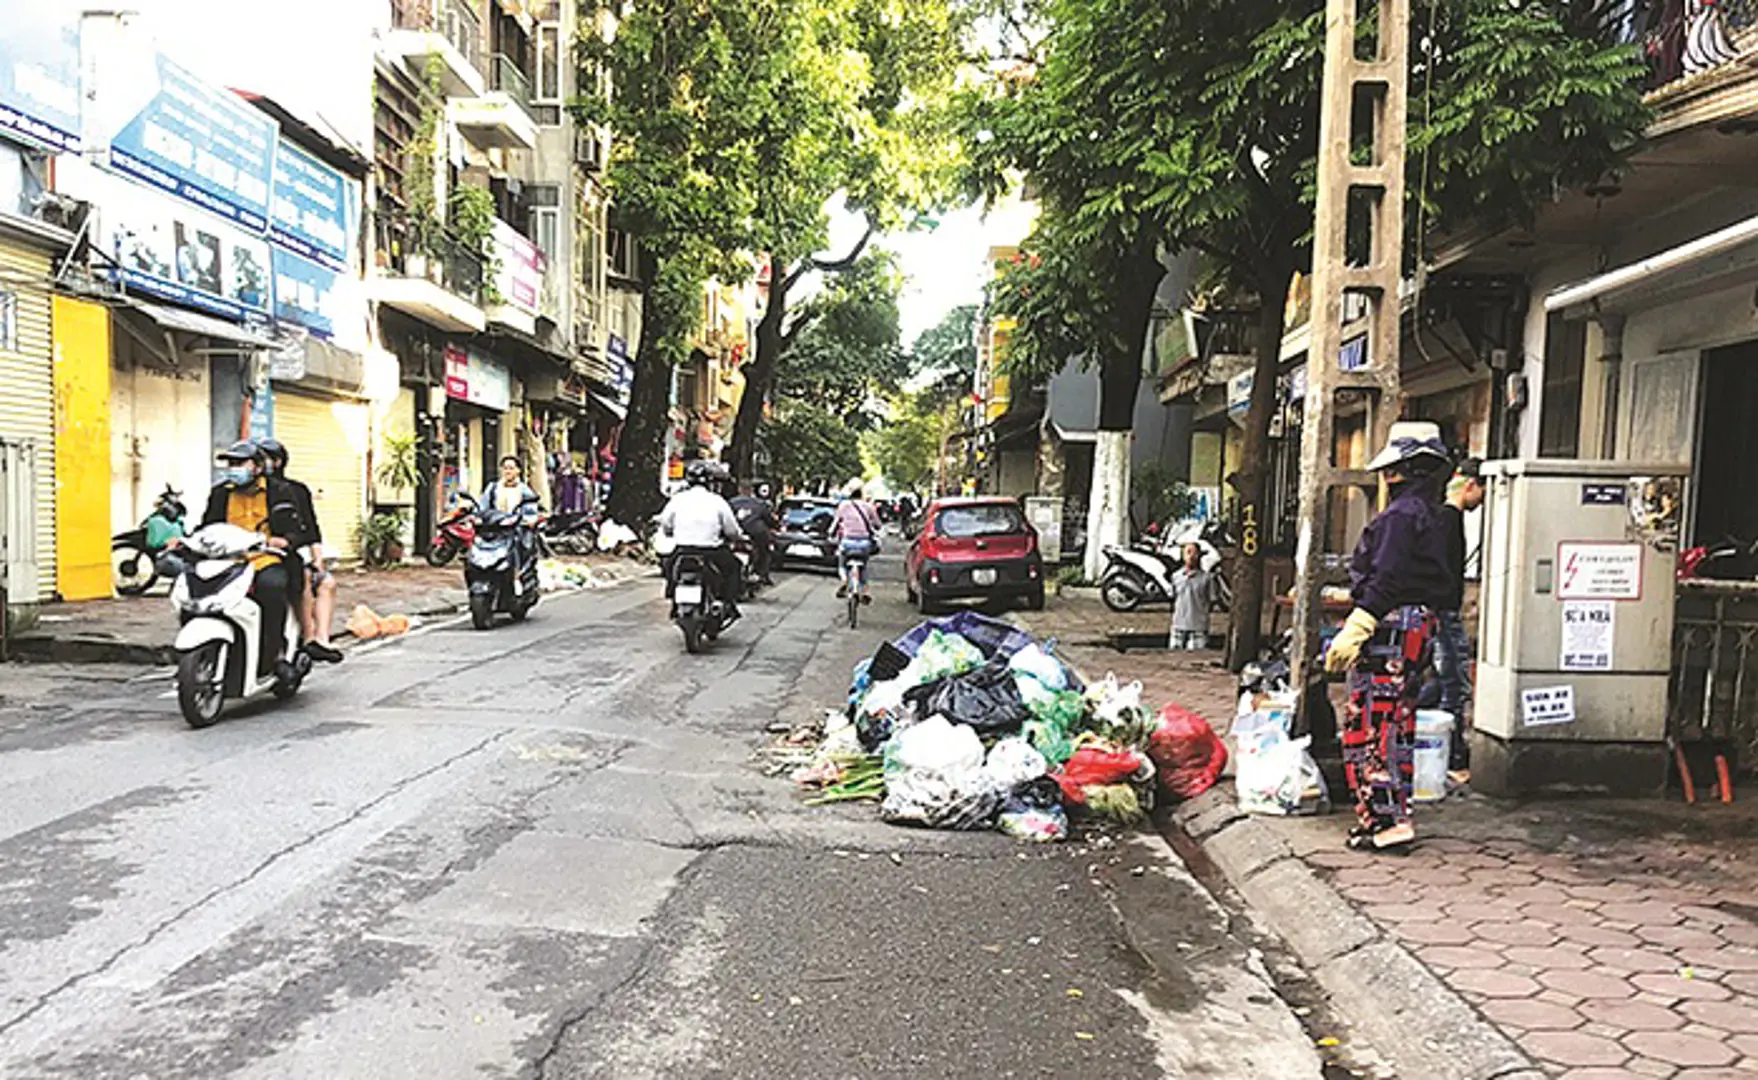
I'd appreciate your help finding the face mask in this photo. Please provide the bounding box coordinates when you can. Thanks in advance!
[224,467,256,488]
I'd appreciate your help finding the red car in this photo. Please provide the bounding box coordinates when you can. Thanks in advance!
[906,497,1045,613]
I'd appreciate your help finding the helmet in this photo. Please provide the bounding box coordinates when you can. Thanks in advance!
[684,460,722,487]
[216,440,264,465]
[1365,421,1450,473]
[258,438,288,471]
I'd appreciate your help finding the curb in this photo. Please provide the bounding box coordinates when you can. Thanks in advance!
[1169,789,1545,1080]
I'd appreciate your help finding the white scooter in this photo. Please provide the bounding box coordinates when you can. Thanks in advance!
[169,523,312,728]
[1099,518,1233,613]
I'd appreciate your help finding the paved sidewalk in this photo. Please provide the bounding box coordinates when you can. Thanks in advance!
[1026,590,1758,1079]
[9,556,652,665]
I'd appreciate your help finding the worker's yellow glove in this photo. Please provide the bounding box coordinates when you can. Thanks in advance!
[1324,608,1379,674]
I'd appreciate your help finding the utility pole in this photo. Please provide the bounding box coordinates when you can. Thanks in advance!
[1289,0,1412,697]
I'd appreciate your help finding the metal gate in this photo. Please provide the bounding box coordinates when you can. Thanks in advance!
[0,438,41,641]
[1671,585,1758,773]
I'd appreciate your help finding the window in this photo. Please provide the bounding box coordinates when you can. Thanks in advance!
[0,291,17,352]
[536,22,562,104]
[608,228,639,280]
[1538,313,1587,457]
[937,504,1028,538]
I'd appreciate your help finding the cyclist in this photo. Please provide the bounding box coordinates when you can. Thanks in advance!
[831,483,881,605]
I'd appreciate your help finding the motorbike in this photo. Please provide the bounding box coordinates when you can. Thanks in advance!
[1680,535,1758,581]
[426,495,479,567]
[1100,518,1234,613]
[670,547,737,654]
[540,509,601,556]
[169,522,312,728]
[112,485,188,595]
[466,499,542,630]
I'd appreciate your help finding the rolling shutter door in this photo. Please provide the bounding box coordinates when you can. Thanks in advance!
[0,240,55,600]
[274,390,366,561]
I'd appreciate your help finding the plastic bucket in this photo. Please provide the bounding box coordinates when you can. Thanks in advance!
[1412,710,1454,803]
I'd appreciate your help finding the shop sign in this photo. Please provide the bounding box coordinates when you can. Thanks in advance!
[269,137,352,270]
[1338,334,1368,371]
[607,333,633,404]
[103,54,278,231]
[444,345,511,412]
[492,219,544,316]
[271,248,340,337]
[247,381,275,443]
[0,7,81,152]
[1226,368,1253,426]
[64,159,271,321]
[1557,541,1643,601]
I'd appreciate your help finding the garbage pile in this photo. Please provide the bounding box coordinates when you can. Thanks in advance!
[778,612,1229,842]
[1232,687,1329,816]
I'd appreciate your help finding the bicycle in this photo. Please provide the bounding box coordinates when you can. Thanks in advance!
[843,553,868,629]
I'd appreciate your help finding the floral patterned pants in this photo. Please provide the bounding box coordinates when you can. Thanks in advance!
[1342,606,1436,837]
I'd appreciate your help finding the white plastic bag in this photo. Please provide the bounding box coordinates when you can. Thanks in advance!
[1008,643,1069,691]
[981,736,1049,791]
[883,715,984,777]
[1235,732,1325,816]
[880,717,998,829]
[1086,674,1145,727]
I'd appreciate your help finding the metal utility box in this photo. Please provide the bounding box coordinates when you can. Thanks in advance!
[1474,459,1688,795]
[1024,497,1064,564]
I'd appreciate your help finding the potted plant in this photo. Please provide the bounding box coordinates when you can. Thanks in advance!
[376,431,422,498]
[355,509,410,568]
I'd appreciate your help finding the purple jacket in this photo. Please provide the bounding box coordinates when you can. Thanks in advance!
[1349,485,1454,618]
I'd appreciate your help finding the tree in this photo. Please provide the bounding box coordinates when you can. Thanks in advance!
[725,0,965,480]
[868,387,962,493]
[578,4,763,524]
[964,0,1648,663]
[910,302,978,377]
[772,251,906,429]
[759,402,864,493]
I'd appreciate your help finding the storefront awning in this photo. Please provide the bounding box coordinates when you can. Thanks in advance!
[1545,211,1758,316]
[590,391,628,421]
[122,299,282,350]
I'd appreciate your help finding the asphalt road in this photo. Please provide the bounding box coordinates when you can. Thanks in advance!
[0,556,1325,1079]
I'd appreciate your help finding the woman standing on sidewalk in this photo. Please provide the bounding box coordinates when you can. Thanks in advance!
[1323,422,1455,852]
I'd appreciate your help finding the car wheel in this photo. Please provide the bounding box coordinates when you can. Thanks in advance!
[1026,584,1046,611]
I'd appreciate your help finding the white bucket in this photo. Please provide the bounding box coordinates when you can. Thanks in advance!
[1412,710,1454,803]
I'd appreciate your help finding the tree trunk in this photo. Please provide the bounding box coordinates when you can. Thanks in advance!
[1225,264,1295,670]
[728,256,788,481]
[1081,252,1161,582]
[606,271,674,526]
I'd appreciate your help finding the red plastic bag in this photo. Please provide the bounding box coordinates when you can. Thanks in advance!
[1053,744,1150,805]
[1147,705,1229,801]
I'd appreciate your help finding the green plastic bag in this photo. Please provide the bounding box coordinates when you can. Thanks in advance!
[1024,718,1075,766]
[915,630,985,681]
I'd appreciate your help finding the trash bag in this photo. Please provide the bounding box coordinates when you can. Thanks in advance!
[1024,720,1075,767]
[998,805,1068,842]
[1008,642,1070,691]
[982,737,1049,791]
[1053,743,1154,805]
[1147,705,1229,802]
[913,630,987,681]
[1026,687,1086,730]
[869,640,912,682]
[1086,675,1155,748]
[883,715,985,777]
[1005,775,1065,811]
[892,611,1041,666]
[904,659,1032,736]
[1236,730,1326,816]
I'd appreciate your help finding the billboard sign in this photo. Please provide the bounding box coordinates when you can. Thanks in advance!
[0,6,81,151]
[106,54,278,231]
[269,137,352,270]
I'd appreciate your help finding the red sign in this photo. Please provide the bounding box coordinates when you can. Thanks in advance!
[444,345,469,400]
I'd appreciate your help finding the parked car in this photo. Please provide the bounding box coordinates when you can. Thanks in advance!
[773,497,839,569]
[906,497,1045,613]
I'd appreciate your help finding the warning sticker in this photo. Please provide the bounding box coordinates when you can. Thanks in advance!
[1557,542,1643,601]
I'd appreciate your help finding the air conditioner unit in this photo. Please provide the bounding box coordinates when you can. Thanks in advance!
[574,129,604,172]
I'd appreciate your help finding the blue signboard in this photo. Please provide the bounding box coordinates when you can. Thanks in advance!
[270,138,351,270]
[0,7,81,152]
[248,382,275,444]
[108,54,277,231]
[271,248,339,338]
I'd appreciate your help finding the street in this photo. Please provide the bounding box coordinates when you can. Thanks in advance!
[0,559,1325,1079]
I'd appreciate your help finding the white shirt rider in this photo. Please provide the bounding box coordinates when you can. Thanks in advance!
[660,485,743,548]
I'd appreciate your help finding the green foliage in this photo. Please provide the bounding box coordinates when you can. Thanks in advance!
[375,432,422,494]
[403,56,446,253]
[776,252,906,427]
[909,303,979,377]
[759,402,864,492]
[1133,460,1196,528]
[867,388,958,493]
[355,510,409,568]
[448,185,501,302]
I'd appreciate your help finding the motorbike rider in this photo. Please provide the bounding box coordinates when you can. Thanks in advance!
[482,455,542,565]
[659,460,745,617]
[198,441,309,673]
[730,480,778,586]
[257,439,344,664]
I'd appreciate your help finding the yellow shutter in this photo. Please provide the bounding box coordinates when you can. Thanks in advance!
[273,390,367,561]
[0,240,55,599]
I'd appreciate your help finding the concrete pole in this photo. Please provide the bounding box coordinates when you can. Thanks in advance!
[1289,0,1413,697]
[1595,312,1626,459]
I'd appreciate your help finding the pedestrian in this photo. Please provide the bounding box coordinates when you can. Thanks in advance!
[1170,542,1213,651]
[1323,421,1454,851]
[1435,457,1485,776]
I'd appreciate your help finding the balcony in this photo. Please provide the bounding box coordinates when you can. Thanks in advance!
[450,55,539,150]
[368,213,487,334]
[1607,0,1758,134]
[380,29,484,99]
